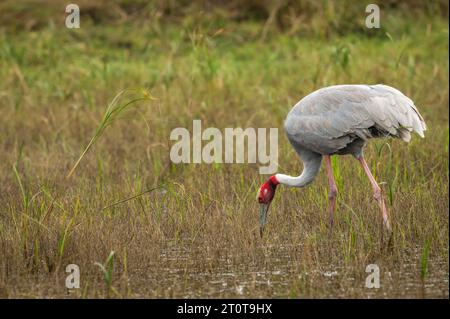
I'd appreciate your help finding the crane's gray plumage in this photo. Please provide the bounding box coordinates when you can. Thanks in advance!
[284,84,426,158]
[258,84,426,236]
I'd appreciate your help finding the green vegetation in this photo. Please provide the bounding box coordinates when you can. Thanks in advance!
[0,1,448,298]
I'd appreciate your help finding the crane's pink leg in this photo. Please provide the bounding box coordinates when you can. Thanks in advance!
[358,156,391,231]
[324,155,338,228]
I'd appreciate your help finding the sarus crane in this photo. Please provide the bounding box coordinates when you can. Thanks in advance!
[257,84,426,237]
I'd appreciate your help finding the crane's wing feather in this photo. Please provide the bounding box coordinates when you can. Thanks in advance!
[284,84,426,154]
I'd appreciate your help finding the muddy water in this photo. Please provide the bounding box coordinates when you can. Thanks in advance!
[129,245,449,298]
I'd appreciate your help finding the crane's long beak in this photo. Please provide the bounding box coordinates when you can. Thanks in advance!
[259,203,269,238]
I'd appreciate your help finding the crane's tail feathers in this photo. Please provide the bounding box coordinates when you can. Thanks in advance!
[372,84,427,142]
[398,129,411,142]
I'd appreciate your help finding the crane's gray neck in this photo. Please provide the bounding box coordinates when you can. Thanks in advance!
[275,153,322,188]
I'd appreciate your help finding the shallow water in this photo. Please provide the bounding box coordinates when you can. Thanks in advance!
[128,244,449,298]
[4,243,447,298]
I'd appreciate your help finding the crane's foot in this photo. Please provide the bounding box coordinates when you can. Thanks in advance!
[324,155,338,236]
[381,225,394,252]
[373,188,393,248]
[373,188,391,227]
[358,155,393,246]
[327,200,336,237]
[327,215,334,239]
[327,186,338,235]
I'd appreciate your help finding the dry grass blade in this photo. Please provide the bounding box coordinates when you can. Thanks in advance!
[100,186,164,211]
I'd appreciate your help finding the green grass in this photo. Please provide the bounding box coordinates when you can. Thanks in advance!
[0,1,448,298]
[66,88,156,178]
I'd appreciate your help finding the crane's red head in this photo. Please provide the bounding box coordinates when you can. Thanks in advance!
[257,175,279,204]
[257,175,279,237]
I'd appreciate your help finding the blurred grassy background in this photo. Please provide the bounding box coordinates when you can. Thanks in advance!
[0,0,448,298]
